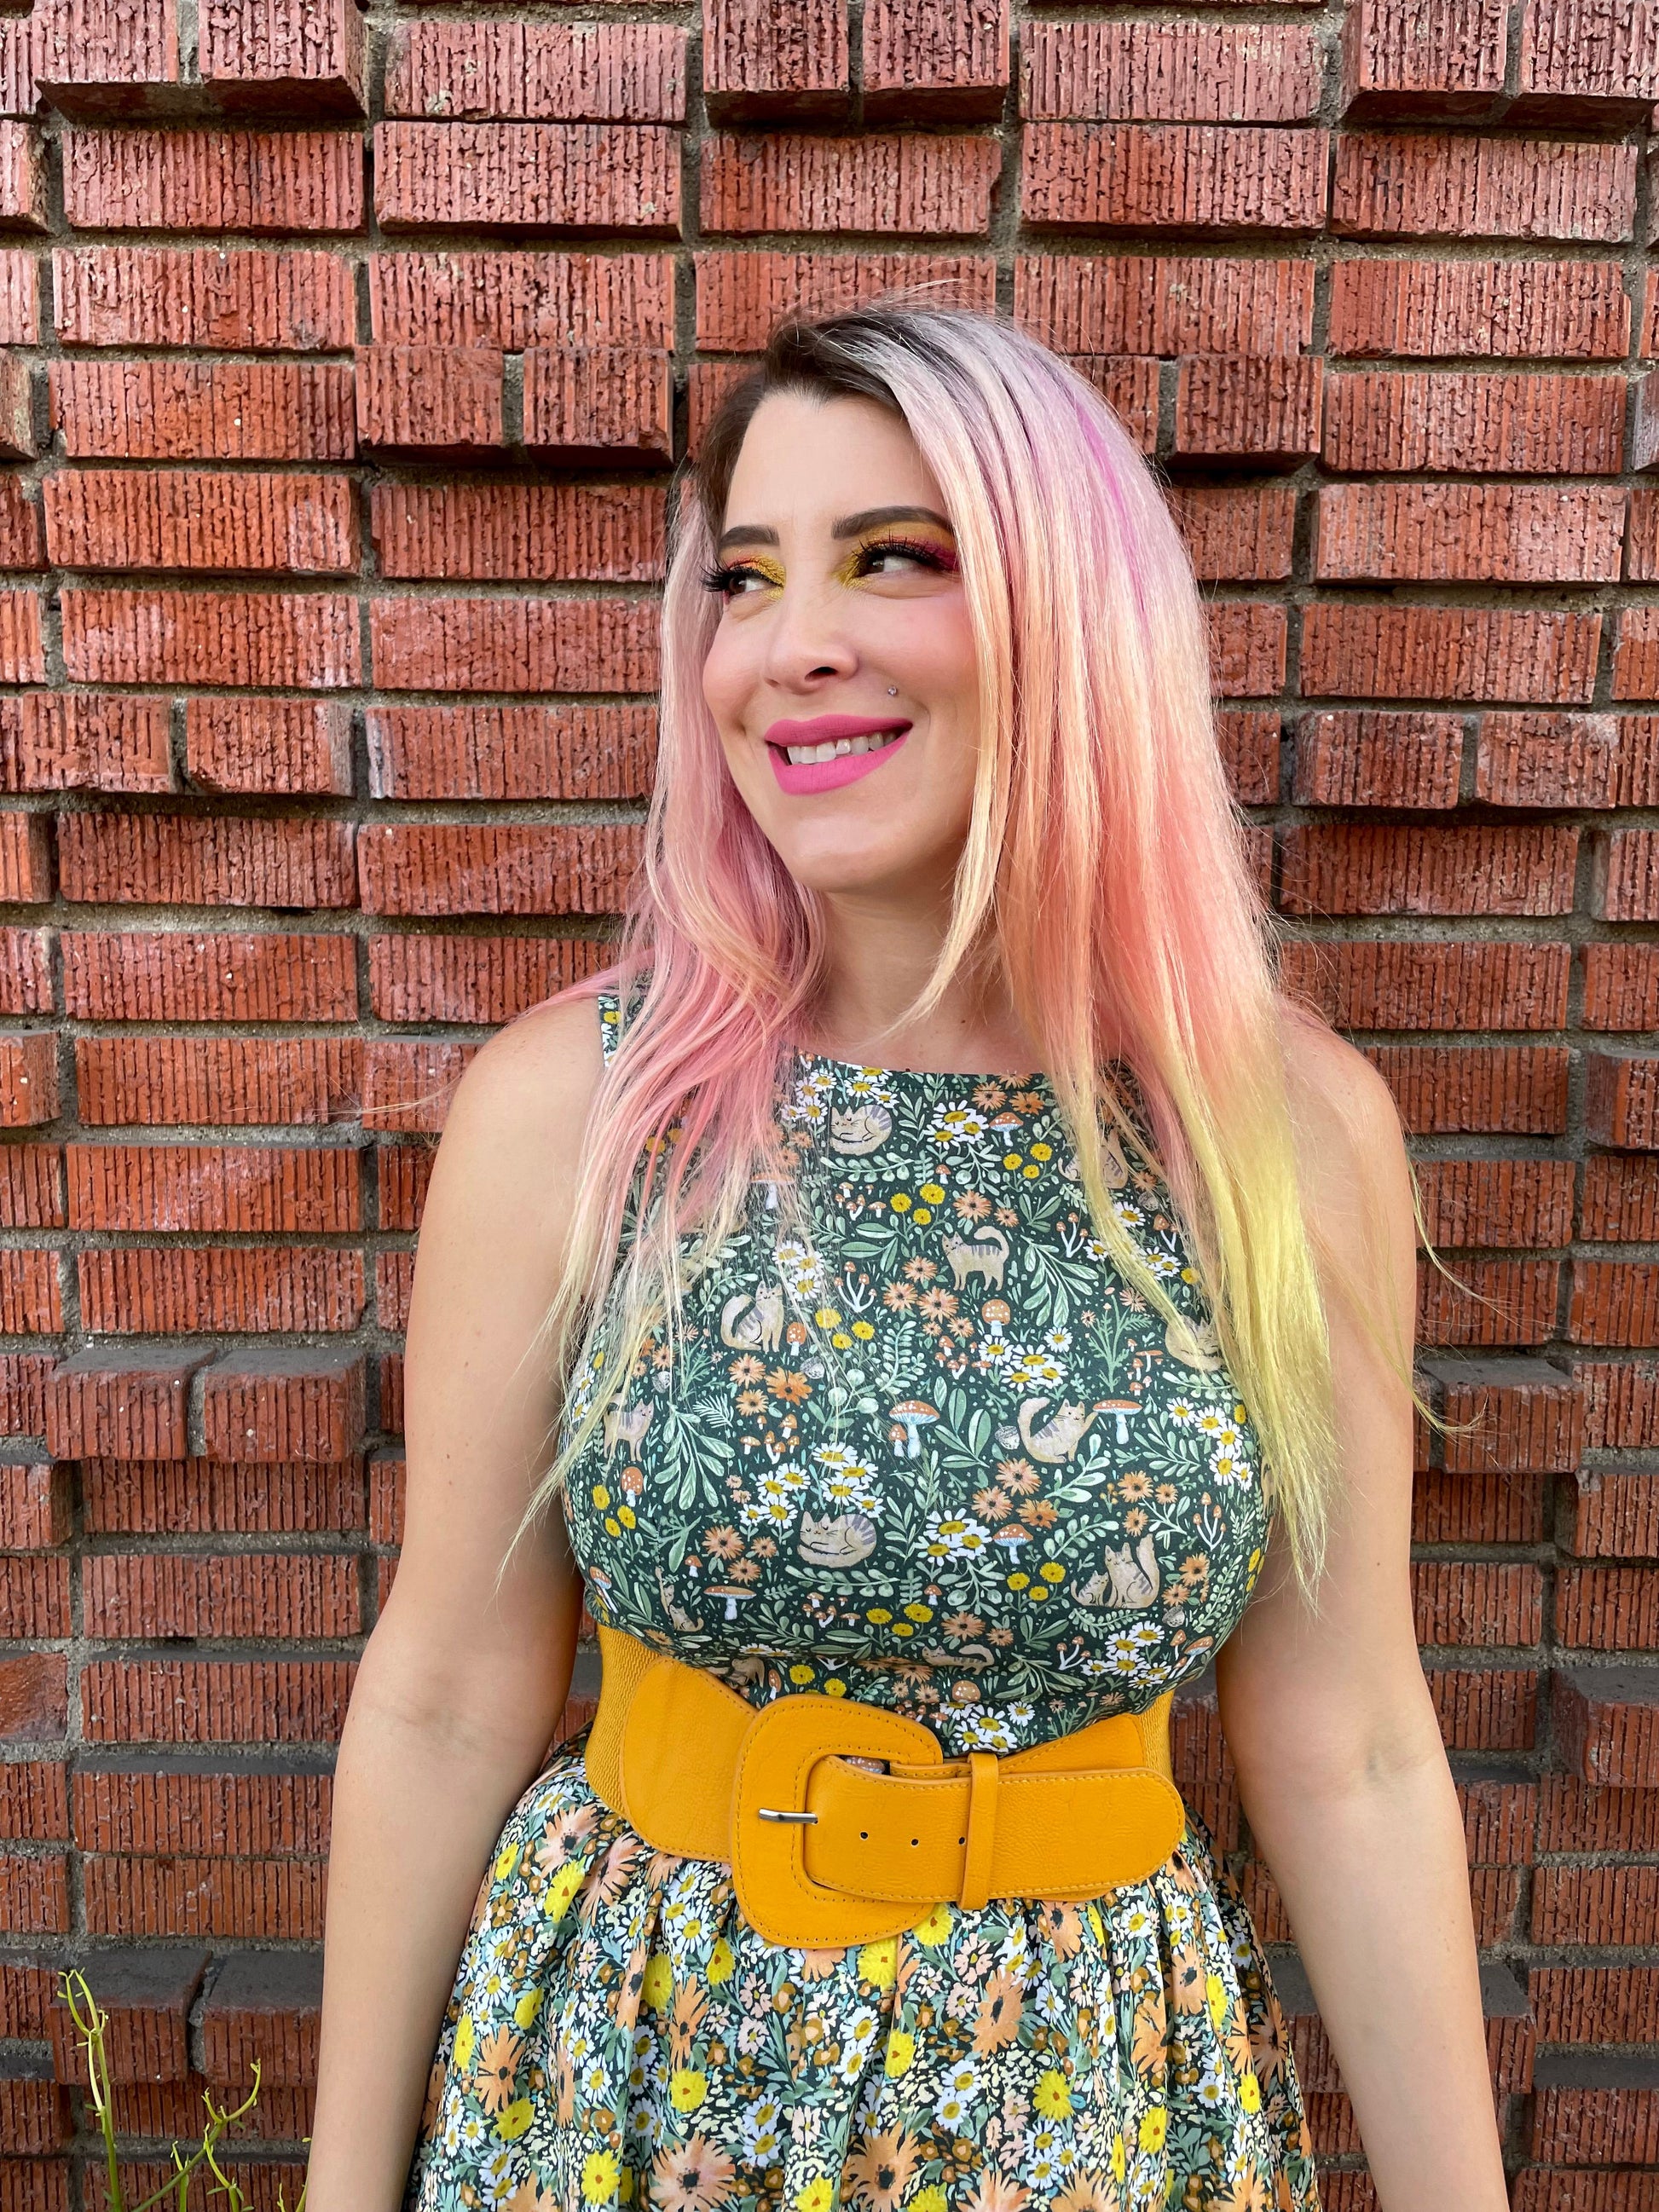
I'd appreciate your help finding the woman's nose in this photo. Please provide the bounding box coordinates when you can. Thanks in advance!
[760,579,858,689]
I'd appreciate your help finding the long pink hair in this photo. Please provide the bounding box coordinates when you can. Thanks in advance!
[499,298,1451,1602]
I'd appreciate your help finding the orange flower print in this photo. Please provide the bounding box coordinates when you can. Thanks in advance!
[842,2127,922,2211]
[650,2131,737,2212]
[471,2024,523,2116]
[972,1972,1024,2054]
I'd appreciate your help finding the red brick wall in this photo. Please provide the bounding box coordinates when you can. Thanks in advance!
[0,0,1656,2202]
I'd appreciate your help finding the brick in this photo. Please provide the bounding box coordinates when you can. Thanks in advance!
[78,1242,365,1333]
[1291,709,1460,808]
[185,697,353,796]
[1414,1470,1546,1544]
[43,467,358,575]
[1577,1360,1659,1452]
[61,930,357,1023]
[0,694,171,794]
[1569,1261,1659,1346]
[84,1851,325,1939]
[1570,1471,1659,1559]
[45,1946,207,2085]
[389,19,685,122]
[1315,482,1624,585]
[0,1652,66,1740]
[1426,1666,1536,1750]
[0,1031,54,1128]
[1298,605,1600,704]
[1531,2082,1659,2163]
[0,2066,69,2151]
[1557,1666,1659,1785]
[1414,1158,1575,1250]
[0,817,52,900]
[82,1457,366,1535]
[367,250,673,348]
[1532,1967,1659,2046]
[1540,1775,1659,1852]
[366,704,654,800]
[49,358,356,460]
[0,23,38,122]
[45,1345,211,1458]
[58,813,356,909]
[1558,1568,1659,1649]
[357,821,643,917]
[0,354,34,459]
[0,931,55,1018]
[1413,1562,1542,1647]
[1323,371,1624,473]
[697,251,994,351]
[1415,1252,1561,1333]
[703,131,1000,236]
[1583,1156,1659,1241]
[0,124,47,230]
[1474,711,1618,806]
[199,1949,321,2088]
[1510,0,1659,125]
[1280,823,1578,916]
[369,485,663,585]
[702,0,848,123]
[1614,609,1659,701]
[1331,131,1637,243]
[1338,0,1506,120]
[367,933,603,1024]
[199,1345,365,1462]
[1014,254,1313,356]
[1022,123,1327,234]
[84,1552,359,1639]
[1171,355,1321,464]
[74,1035,364,1126]
[367,595,656,695]
[363,1038,476,1135]
[68,1143,360,1234]
[1024,20,1320,123]
[0,1463,72,1548]
[63,127,363,232]
[197,0,367,118]
[521,347,672,464]
[353,344,504,459]
[80,1658,355,1743]
[0,587,45,681]
[373,122,680,234]
[60,588,361,687]
[1593,829,1659,921]
[863,0,1010,122]
[1165,488,1295,583]
[0,1144,65,1228]
[53,245,355,349]
[0,1851,68,1933]
[1327,255,1630,359]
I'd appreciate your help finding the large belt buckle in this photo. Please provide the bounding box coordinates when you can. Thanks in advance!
[731,1692,948,1949]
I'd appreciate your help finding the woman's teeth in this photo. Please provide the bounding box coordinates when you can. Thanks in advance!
[782,732,893,765]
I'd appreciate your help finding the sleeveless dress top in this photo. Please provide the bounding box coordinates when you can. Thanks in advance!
[402,985,1321,2212]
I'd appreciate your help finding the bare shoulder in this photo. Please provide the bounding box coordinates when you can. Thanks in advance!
[1276,1005,1409,1214]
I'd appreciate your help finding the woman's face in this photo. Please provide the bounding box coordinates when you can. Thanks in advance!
[700,390,979,904]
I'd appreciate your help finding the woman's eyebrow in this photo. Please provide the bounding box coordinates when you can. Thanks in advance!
[714,504,956,556]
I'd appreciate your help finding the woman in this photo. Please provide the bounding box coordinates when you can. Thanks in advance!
[304,303,1509,2212]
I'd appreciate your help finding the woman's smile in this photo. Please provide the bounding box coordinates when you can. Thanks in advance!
[764,710,913,794]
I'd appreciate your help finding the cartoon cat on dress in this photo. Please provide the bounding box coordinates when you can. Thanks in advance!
[720,1282,786,1352]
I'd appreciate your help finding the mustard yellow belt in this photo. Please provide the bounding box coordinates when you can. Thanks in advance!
[581,1622,1187,1949]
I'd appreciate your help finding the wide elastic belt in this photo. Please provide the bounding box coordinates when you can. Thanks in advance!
[582,1622,1187,1948]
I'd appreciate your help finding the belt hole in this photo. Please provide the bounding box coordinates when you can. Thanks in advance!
[911,1837,919,1845]
[860,1831,868,1839]
[958,1835,965,1845]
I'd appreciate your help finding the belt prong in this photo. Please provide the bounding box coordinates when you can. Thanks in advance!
[755,1806,818,1823]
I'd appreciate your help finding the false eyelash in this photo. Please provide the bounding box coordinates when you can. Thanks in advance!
[699,537,956,600]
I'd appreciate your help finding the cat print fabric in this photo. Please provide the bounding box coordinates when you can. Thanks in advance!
[402,983,1321,2212]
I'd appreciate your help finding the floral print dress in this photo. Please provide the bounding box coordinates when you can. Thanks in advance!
[402,984,1321,2212]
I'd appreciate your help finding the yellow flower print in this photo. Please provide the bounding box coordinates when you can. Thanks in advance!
[1032,2068,1072,2119]
[1239,2069,1262,2113]
[546,1859,585,1922]
[795,2180,835,2212]
[495,2098,534,2140]
[1206,1972,1228,2030]
[858,1936,898,1989]
[706,1937,736,1986]
[890,1193,911,1213]
[884,2029,916,2076]
[911,2192,947,2212]
[911,1900,953,1945]
[1110,2133,1127,2184]
[1137,2105,1168,2151]
[453,2013,477,2072]
[591,1484,610,1510]
[1086,1902,1105,1945]
[920,1184,945,1203]
[493,1838,520,1880]
[640,1953,673,2011]
[668,2068,707,2112]
[582,2148,620,2202]
[512,1988,543,2030]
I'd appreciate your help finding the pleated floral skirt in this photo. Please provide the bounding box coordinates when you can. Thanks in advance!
[401,1728,1320,2212]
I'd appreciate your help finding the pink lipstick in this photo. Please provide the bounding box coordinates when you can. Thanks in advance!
[763,713,911,796]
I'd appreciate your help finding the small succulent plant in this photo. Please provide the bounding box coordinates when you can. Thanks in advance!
[58,1968,309,2212]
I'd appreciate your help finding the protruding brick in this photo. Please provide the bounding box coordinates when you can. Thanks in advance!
[1557,1666,1659,1785]
[1338,0,1506,120]
[354,345,504,459]
[46,1946,207,2085]
[1587,1052,1659,1151]
[199,1949,321,2088]
[45,1346,211,1460]
[197,0,367,118]
[184,697,353,796]
[1510,0,1659,125]
[521,347,672,465]
[388,19,685,123]
[863,0,1009,122]
[702,0,849,123]
[0,125,49,232]
[0,1031,58,1126]
[1171,355,1321,465]
[198,1345,366,1464]
[0,354,35,459]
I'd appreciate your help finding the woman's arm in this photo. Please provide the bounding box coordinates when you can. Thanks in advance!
[1214,1025,1509,2212]
[303,996,604,2212]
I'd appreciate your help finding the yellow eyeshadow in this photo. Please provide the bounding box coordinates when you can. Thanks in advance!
[832,532,954,586]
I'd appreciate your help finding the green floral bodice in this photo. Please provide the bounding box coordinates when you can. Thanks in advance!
[557,985,1272,1757]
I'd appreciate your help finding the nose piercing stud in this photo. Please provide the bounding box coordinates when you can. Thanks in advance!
[887,685,897,695]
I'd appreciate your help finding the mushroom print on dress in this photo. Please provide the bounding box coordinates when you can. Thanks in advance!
[402,979,1322,2212]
